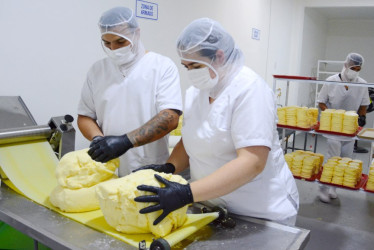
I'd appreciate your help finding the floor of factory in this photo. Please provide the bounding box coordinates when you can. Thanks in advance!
[289,132,374,250]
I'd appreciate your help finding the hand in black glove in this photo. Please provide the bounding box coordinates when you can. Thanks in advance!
[89,135,104,147]
[134,174,194,225]
[132,163,175,174]
[88,134,133,163]
[358,115,366,127]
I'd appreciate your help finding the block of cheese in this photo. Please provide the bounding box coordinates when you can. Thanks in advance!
[50,149,119,212]
[96,169,188,237]
[49,182,101,212]
[55,149,119,189]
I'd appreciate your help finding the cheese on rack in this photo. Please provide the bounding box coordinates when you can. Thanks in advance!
[330,110,345,132]
[342,111,358,134]
[49,149,119,212]
[297,107,309,128]
[319,109,335,131]
[367,168,374,191]
[284,150,322,178]
[319,109,358,134]
[96,169,188,237]
[320,157,362,188]
[277,106,319,128]
[277,107,286,125]
[286,106,297,126]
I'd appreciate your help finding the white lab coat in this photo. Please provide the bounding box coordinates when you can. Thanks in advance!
[78,52,183,176]
[317,74,370,158]
[182,66,299,221]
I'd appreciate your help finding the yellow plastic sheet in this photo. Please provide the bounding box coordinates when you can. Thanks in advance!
[0,140,218,248]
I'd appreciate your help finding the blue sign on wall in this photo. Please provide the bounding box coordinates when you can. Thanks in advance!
[136,0,158,20]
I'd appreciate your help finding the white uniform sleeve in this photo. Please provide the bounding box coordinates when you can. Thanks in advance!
[155,58,183,113]
[231,78,275,149]
[317,84,329,104]
[77,73,97,120]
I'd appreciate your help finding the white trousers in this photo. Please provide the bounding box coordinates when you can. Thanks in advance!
[326,138,354,160]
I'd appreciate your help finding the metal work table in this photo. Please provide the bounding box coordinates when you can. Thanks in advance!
[0,185,310,250]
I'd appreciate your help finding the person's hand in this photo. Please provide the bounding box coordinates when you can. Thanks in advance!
[132,163,175,174]
[89,135,104,147]
[88,134,133,163]
[358,115,366,127]
[134,174,193,225]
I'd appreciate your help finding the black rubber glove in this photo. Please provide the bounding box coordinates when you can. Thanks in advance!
[88,134,133,163]
[358,115,366,127]
[89,135,104,147]
[132,163,175,174]
[134,174,194,225]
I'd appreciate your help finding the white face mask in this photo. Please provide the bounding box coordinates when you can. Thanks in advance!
[187,66,219,90]
[103,45,136,66]
[345,68,359,81]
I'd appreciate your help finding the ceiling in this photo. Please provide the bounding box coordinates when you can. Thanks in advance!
[311,7,374,20]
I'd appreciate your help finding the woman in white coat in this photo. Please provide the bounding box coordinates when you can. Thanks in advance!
[134,18,299,226]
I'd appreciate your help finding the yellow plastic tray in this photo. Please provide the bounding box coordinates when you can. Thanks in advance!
[0,140,218,248]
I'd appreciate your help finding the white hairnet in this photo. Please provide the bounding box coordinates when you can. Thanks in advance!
[98,7,145,73]
[344,52,364,68]
[99,7,138,37]
[176,18,244,98]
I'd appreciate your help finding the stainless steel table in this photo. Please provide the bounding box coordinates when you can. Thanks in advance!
[0,185,310,250]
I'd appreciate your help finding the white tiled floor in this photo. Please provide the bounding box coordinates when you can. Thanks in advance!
[289,132,374,250]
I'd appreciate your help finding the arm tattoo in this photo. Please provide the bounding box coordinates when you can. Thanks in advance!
[128,110,179,147]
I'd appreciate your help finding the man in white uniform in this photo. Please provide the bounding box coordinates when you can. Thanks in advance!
[134,18,299,226]
[78,7,182,176]
[317,52,369,202]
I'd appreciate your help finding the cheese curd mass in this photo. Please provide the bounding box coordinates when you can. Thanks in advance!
[96,170,188,237]
[49,149,119,212]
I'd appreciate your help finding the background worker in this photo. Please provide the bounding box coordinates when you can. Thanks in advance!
[317,52,369,203]
[77,7,183,176]
[134,18,299,226]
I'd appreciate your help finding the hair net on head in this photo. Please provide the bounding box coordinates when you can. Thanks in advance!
[345,52,364,68]
[176,18,244,98]
[98,7,145,75]
[99,7,138,38]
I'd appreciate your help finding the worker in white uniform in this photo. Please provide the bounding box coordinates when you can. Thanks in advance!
[134,18,299,226]
[317,52,369,203]
[77,7,183,176]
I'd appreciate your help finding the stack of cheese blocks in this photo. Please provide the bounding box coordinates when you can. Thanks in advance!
[320,156,362,188]
[284,150,324,178]
[277,106,318,128]
[319,109,358,134]
[366,164,374,191]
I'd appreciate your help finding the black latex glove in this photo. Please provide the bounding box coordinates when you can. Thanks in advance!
[358,115,366,127]
[134,174,194,225]
[88,134,133,163]
[89,135,104,147]
[132,163,175,174]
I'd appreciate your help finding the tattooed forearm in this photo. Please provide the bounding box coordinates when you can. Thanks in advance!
[127,109,180,147]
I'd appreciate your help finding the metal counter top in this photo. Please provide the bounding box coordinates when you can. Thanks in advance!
[0,185,310,250]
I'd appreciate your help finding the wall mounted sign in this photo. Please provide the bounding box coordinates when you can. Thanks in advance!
[136,0,158,20]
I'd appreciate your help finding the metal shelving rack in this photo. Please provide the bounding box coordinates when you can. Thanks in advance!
[273,75,374,179]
